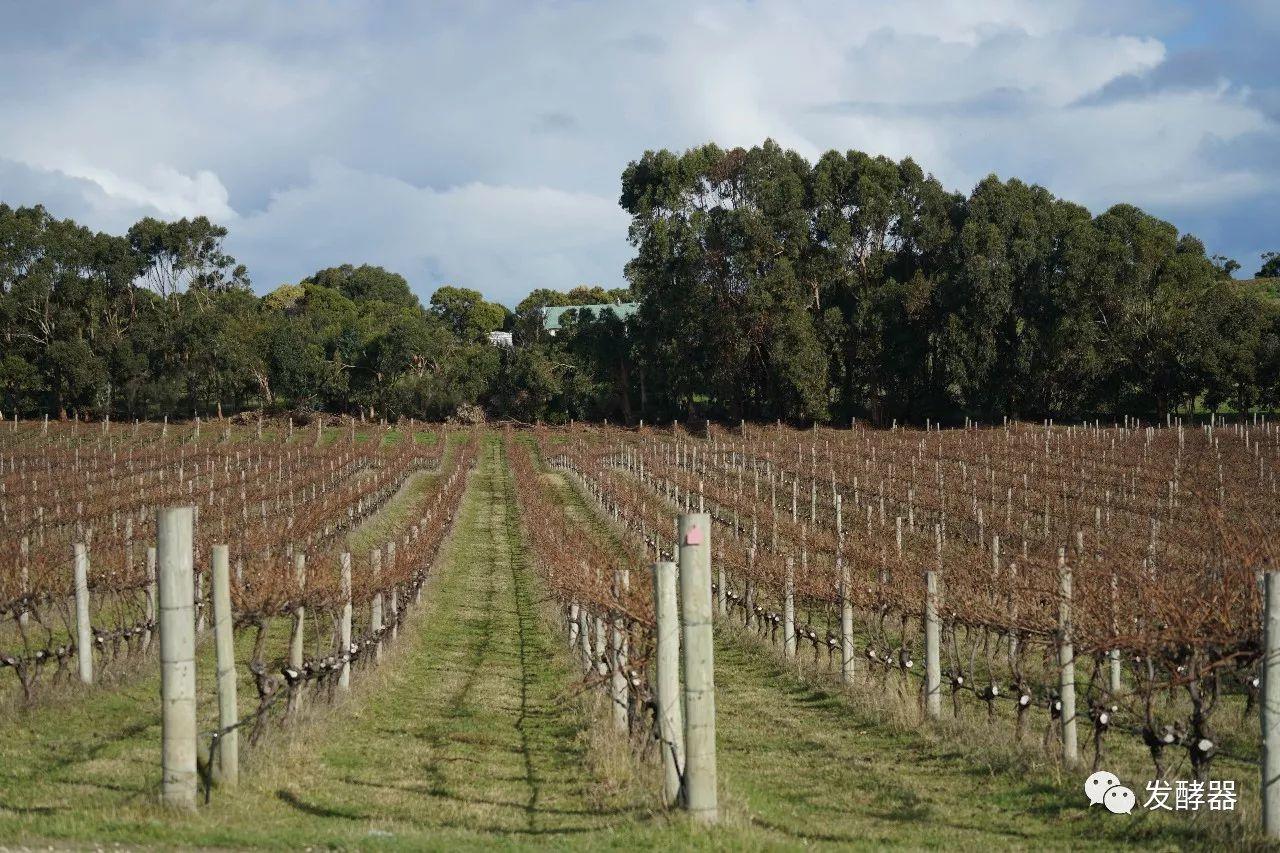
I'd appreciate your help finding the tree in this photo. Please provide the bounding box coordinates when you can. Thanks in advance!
[1212,254,1241,278]
[304,264,419,309]
[429,285,507,342]
[1259,252,1280,279]
[566,285,611,304]
[128,216,249,300]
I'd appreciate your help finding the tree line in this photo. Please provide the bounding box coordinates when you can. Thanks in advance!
[2,140,1277,425]
[619,141,1280,424]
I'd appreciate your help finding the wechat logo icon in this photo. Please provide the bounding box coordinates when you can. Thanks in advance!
[1085,770,1135,815]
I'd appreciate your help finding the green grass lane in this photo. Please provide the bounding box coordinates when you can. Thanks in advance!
[171,434,669,849]
[710,626,1243,850]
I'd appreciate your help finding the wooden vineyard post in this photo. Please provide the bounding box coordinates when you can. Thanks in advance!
[339,553,353,691]
[784,555,796,659]
[388,541,398,643]
[924,570,942,720]
[653,560,685,807]
[1109,568,1122,694]
[568,601,580,651]
[578,606,592,671]
[371,548,383,663]
[73,543,93,684]
[145,546,157,651]
[837,495,853,683]
[1263,570,1280,836]
[413,523,424,606]
[678,512,717,824]
[18,536,29,629]
[290,553,306,673]
[1058,547,1079,767]
[611,567,630,733]
[210,544,238,785]
[717,558,727,618]
[595,615,608,678]
[196,569,207,637]
[157,506,197,810]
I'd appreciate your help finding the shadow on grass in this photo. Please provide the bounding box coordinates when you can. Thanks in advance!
[275,788,369,820]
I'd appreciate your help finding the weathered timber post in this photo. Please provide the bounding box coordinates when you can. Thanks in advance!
[1263,571,1280,836]
[339,552,353,690]
[924,570,942,720]
[73,543,93,684]
[210,544,238,785]
[594,615,608,678]
[145,546,157,651]
[18,536,29,629]
[1058,547,1079,767]
[388,541,398,642]
[679,512,717,823]
[195,569,207,637]
[290,553,306,672]
[784,555,796,659]
[717,557,727,618]
[578,606,593,671]
[611,567,630,732]
[653,560,685,806]
[157,506,197,810]
[569,601,580,651]
[837,495,853,683]
[371,548,384,663]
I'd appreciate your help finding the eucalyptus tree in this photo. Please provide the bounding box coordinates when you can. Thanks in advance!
[622,140,827,422]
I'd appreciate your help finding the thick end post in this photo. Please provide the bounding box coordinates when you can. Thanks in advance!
[157,506,197,810]
[924,570,942,720]
[210,544,238,785]
[1263,571,1280,835]
[678,513,717,823]
[653,560,684,806]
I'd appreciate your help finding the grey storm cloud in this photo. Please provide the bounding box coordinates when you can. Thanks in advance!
[0,0,1276,304]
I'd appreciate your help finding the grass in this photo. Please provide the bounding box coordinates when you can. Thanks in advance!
[711,623,1254,850]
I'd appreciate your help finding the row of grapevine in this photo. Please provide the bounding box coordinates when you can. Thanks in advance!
[537,420,1275,791]
[506,432,719,818]
[0,419,451,701]
[0,419,478,807]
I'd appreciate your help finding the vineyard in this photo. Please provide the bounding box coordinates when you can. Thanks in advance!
[0,417,1276,848]
[0,418,476,778]
[538,420,1277,767]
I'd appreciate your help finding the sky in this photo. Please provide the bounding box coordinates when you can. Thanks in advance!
[0,1,1276,306]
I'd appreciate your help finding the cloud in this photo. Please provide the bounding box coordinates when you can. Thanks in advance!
[0,0,1276,300]
[232,159,629,302]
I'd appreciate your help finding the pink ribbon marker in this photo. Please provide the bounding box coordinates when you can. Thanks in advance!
[685,525,704,545]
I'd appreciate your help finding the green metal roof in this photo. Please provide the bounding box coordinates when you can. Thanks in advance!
[541,302,639,331]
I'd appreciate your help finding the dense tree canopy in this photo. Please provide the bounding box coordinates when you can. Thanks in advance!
[619,142,1280,423]
[1,143,1277,425]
